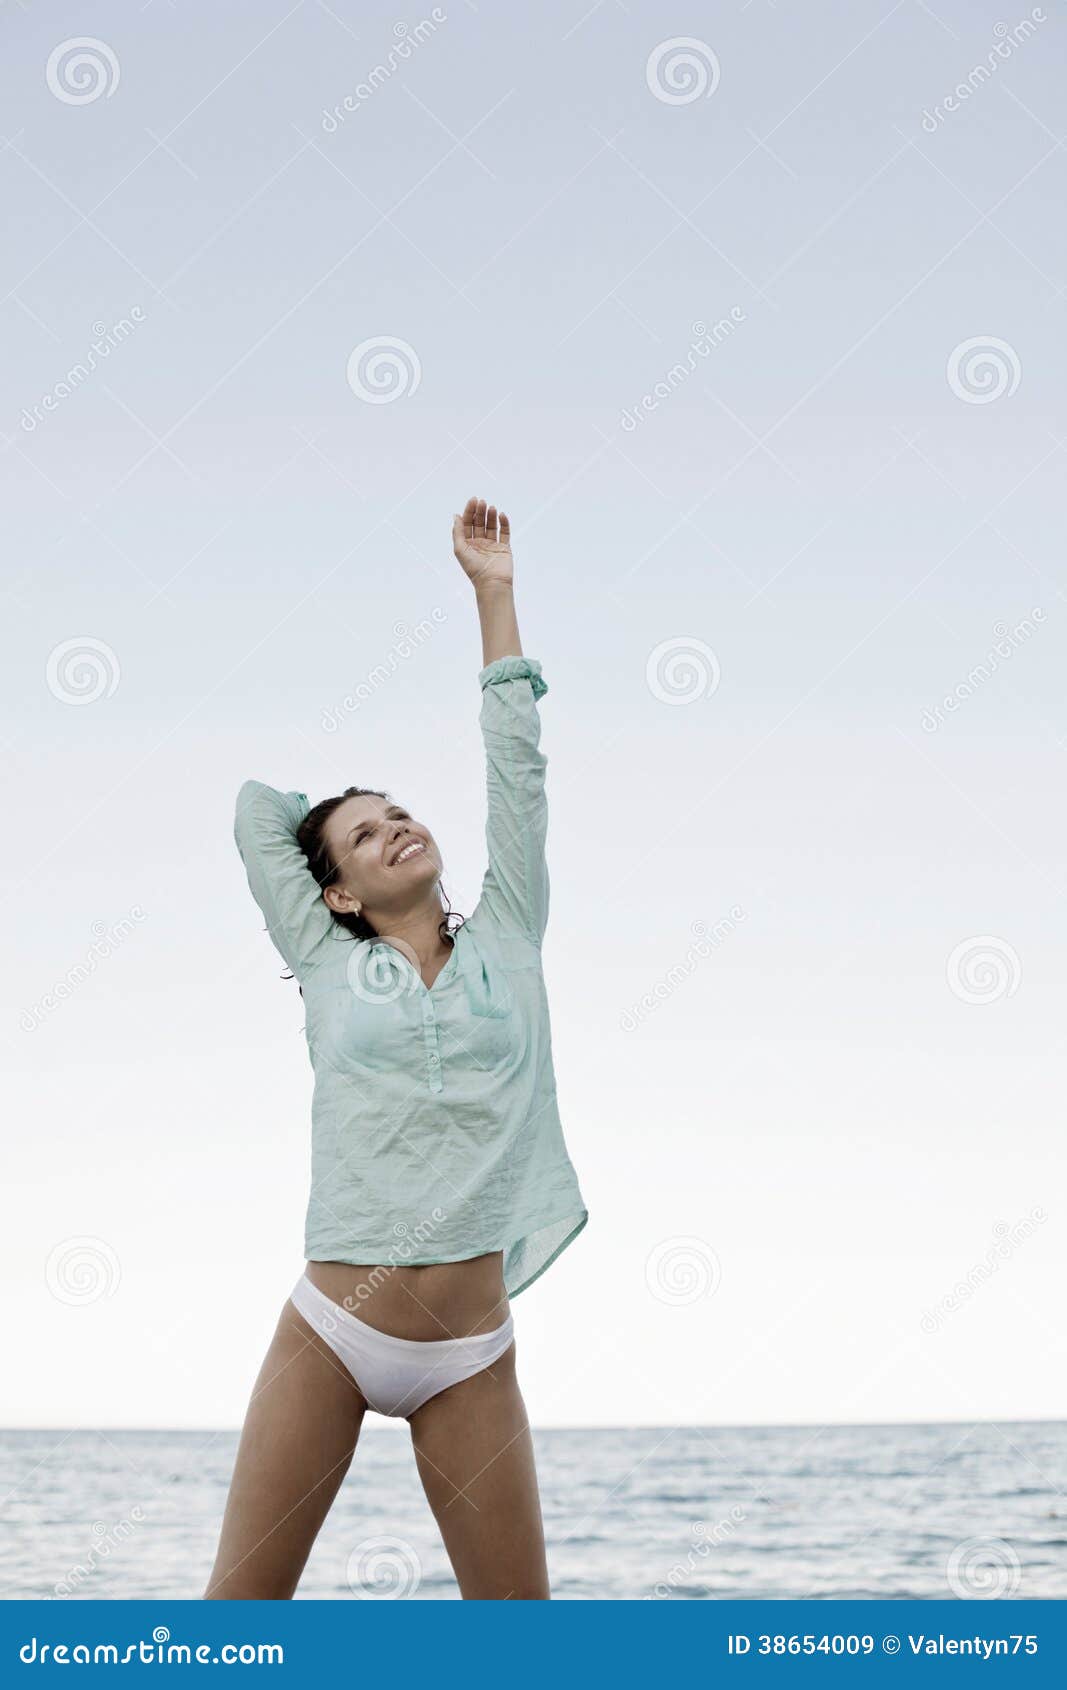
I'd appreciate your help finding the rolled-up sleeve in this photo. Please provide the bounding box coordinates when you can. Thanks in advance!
[471,656,551,946]
[234,780,335,979]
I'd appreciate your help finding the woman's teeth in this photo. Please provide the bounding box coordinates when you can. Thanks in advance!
[394,841,425,864]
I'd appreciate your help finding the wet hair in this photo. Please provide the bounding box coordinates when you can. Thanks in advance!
[284,785,464,986]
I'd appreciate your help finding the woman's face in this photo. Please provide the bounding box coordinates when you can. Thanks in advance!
[321,794,442,917]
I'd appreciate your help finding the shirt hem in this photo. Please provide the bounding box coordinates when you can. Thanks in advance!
[305,1205,589,1293]
[506,1208,589,1300]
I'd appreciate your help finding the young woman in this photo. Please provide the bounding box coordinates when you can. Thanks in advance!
[205,496,588,1601]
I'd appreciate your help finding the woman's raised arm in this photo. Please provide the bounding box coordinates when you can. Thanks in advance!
[453,495,521,666]
[454,496,552,949]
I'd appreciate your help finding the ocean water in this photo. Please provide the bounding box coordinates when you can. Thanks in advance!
[2,1422,1066,1601]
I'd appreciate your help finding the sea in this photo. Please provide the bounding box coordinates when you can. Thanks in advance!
[3,1422,1066,1601]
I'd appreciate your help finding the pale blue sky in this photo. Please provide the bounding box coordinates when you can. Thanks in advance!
[2,0,1064,1430]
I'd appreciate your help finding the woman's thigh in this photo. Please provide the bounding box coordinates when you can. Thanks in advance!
[205,1297,368,1598]
[407,1340,550,1599]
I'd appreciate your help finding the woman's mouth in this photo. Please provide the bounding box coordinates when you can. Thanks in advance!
[392,840,426,866]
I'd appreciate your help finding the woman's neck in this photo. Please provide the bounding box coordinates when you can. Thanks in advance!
[367,895,451,969]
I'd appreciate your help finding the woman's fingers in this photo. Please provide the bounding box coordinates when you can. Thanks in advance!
[456,495,478,541]
[454,496,510,550]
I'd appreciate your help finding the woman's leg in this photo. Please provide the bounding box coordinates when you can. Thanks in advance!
[407,1339,550,1599]
[204,1296,368,1598]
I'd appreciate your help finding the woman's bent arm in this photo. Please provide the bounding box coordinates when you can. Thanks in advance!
[234,780,335,979]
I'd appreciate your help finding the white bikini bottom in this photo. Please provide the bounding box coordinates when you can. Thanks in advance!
[288,1273,515,1418]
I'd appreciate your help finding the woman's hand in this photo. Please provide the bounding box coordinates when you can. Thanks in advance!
[452,495,513,590]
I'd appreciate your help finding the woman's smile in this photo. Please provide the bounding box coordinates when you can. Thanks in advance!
[391,838,427,866]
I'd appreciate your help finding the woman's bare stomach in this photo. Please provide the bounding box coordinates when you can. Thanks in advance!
[305,1250,509,1341]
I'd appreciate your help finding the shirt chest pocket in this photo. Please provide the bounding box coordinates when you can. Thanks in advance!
[431,990,508,1073]
[446,957,539,1073]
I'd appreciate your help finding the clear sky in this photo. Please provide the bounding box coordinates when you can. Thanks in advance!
[2,0,1063,1431]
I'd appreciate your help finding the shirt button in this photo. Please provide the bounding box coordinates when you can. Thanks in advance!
[428,1052,439,1065]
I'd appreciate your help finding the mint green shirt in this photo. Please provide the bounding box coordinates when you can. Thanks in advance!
[234,655,588,1298]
